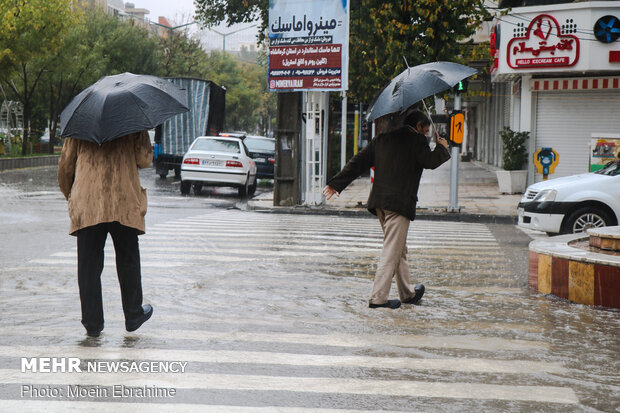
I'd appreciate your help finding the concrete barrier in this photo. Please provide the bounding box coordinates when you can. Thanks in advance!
[0,155,60,172]
[529,231,620,309]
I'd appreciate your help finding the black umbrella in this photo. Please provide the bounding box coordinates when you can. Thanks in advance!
[60,72,189,145]
[366,61,477,122]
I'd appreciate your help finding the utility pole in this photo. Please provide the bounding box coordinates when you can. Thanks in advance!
[209,25,258,52]
[449,93,461,212]
[341,91,347,169]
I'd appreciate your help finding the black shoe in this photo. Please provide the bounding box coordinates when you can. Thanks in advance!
[125,304,153,332]
[369,299,401,309]
[86,330,101,338]
[403,283,425,305]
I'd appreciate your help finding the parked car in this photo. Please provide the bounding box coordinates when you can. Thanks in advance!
[243,135,275,179]
[219,131,247,139]
[518,160,620,235]
[40,128,50,143]
[147,129,155,150]
[180,136,257,197]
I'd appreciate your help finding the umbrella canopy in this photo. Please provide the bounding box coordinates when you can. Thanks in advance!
[366,61,477,122]
[60,72,189,145]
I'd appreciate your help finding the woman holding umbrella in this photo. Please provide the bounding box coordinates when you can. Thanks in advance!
[57,73,189,337]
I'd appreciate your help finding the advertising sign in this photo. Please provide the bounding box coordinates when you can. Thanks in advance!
[268,0,349,91]
[590,135,620,171]
[506,14,579,69]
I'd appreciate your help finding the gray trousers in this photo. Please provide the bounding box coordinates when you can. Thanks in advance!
[370,209,416,304]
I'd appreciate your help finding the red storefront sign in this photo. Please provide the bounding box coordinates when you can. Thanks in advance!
[507,14,579,69]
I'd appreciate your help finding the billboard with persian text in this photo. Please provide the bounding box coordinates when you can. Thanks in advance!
[268,0,349,91]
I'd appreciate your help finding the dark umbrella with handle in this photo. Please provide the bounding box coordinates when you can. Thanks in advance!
[366,61,477,123]
[60,72,189,145]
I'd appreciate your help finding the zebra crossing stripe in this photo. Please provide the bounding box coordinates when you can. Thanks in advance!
[0,311,543,334]
[0,400,415,413]
[0,370,578,404]
[0,345,566,374]
[0,328,549,352]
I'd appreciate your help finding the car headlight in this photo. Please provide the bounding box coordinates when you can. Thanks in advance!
[533,189,557,203]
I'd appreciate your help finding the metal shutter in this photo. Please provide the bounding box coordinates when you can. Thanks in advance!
[534,91,620,183]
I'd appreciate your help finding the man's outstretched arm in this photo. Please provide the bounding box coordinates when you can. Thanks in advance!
[323,138,376,198]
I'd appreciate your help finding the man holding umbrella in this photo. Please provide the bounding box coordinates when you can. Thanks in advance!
[58,131,154,336]
[57,73,189,337]
[323,109,450,309]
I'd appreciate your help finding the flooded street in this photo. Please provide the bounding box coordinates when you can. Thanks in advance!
[0,166,618,412]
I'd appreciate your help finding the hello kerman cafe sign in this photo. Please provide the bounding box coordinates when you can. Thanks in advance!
[507,14,580,69]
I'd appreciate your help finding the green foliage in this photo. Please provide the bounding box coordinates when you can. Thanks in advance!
[349,0,490,103]
[1,5,275,153]
[200,51,272,133]
[159,31,205,77]
[0,0,80,73]
[0,0,81,154]
[195,0,268,41]
[499,127,529,171]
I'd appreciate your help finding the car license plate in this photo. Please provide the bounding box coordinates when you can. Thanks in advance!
[254,158,266,163]
[202,160,222,167]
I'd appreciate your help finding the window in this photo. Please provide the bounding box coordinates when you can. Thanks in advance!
[595,160,620,176]
[192,139,240,153]
[244,138,275,152]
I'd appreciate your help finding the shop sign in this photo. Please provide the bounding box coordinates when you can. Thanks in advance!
[590,136,620,172]
[507,14,579,69]
[268,0,349,91]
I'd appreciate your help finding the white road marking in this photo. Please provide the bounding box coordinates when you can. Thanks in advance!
[0,370,578,404]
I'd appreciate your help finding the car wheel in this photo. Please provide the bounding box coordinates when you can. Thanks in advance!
[238,174,249,197]
[193,183,203,195]
[563,207,612,234]
[248,179,257,197]
[180,180,191,195]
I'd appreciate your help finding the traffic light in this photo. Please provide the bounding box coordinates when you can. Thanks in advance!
[454,80,468,94]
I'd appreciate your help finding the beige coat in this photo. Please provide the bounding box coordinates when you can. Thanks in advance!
[58,131,153,235]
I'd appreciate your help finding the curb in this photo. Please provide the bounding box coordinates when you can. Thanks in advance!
[244,202,517,224]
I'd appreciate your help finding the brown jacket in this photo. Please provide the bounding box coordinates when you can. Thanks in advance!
[58,131,153,235]
[327,125,450,220]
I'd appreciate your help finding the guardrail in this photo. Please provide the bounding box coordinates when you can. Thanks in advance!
[0,155,60,172]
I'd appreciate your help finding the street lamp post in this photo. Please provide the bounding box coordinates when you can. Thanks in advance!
[209,25,258,51]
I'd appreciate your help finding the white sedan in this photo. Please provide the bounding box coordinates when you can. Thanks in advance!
[517,160,620,235]
[180,136,257,197]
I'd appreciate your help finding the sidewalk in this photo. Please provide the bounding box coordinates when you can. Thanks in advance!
[248,160,523,223]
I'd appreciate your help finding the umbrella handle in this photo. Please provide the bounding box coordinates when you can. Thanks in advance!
[421,99,438,142]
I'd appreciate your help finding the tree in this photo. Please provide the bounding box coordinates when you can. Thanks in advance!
[39,10,105,153]
[198,51,267,132]
[349,0,490,103]
[159,30,206,78]
[0,0,80,155]
[37,9,162,153]
[195,0,268,41]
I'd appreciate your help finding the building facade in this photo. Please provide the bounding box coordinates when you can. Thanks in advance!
[491,1,620,184]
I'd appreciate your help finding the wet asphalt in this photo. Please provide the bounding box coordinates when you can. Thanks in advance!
[0,165,618,412]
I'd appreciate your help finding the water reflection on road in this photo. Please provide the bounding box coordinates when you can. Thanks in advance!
[0,165,618,411]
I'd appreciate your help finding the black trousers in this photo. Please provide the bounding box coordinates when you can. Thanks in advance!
[76,222,143,332]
